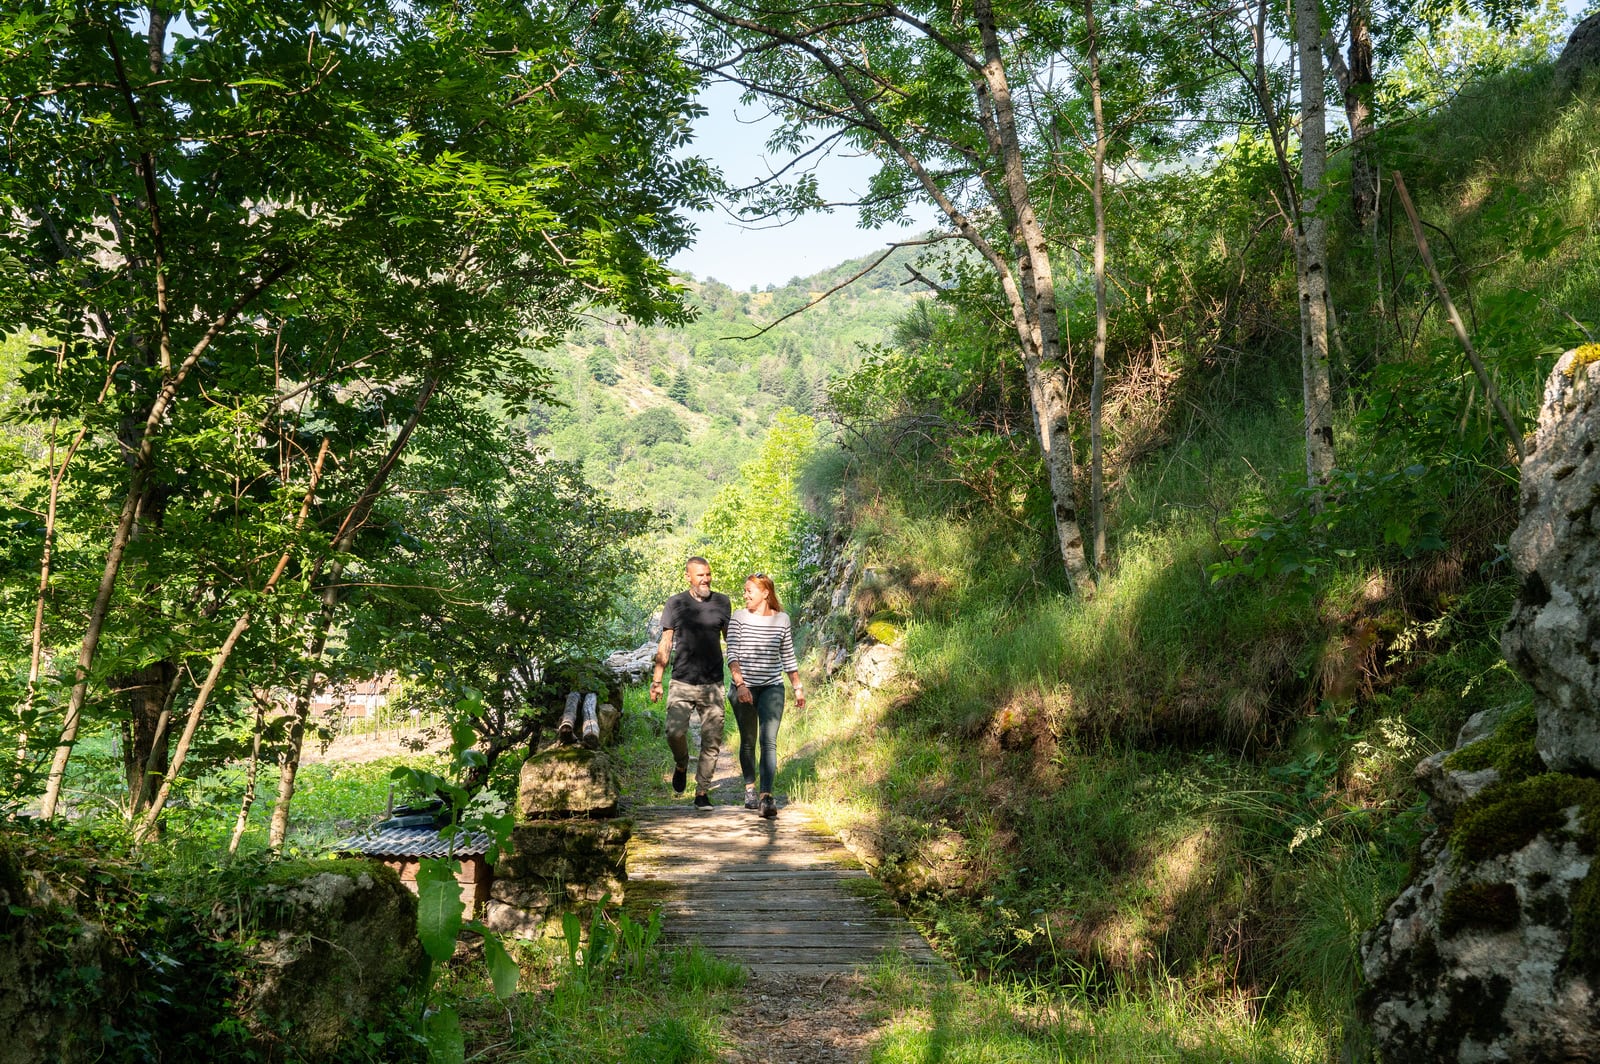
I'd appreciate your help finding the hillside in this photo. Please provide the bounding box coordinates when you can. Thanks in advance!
[518,246,929,532]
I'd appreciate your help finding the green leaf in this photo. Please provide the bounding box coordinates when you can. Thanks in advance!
[415,859,464,962]
[423,1005,465,1064]
[481,932,520,999]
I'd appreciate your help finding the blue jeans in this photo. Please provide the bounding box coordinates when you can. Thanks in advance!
[732,683,785,795]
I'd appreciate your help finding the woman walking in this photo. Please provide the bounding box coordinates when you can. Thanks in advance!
[727,574,805,819]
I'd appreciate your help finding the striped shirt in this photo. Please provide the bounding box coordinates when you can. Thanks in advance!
[726,609,798,686]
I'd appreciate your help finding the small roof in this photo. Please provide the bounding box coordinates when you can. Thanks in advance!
[335,825,493,859]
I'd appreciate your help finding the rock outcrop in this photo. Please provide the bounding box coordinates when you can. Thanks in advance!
[802,528,906,693]
[0,838,424,1063]
[1360,348,1600,1061]
[240,862,427,1054]
[1556,12,1600,90]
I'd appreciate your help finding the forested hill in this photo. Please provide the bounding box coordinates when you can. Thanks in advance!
[514,244,927,531]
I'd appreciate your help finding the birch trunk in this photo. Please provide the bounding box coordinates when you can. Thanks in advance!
[1295,0,1336,488]
[975,0,1093,595]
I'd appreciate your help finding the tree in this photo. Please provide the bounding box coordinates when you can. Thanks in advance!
[1295,0,1337,490]
[350,410,654,792]
[629,405,688,447]
[0,0,712,824]
[695,411,818,598]
[675,0,1099,593]
[669,364,694,405]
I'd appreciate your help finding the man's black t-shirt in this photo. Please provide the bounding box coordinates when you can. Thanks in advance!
[660,590,731,685]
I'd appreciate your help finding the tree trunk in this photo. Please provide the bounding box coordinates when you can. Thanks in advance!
[122,660,175,815]
[131,438,332,845]
[268,378,440,851]
[36,259,296,820]
[1324,2,1376,231]
[1295,0,1336,489]
[1086,0,1110,573]
[975,0,1094,595]
[228,697,265,854]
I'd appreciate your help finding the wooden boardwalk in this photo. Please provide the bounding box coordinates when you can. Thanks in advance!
[626,803,944,977]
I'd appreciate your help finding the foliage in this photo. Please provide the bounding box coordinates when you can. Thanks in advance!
[389,694,519,1064]
[688,410,818,608]
[2,825,422,1062]
[0,0,710,822]
[351,405,655,786]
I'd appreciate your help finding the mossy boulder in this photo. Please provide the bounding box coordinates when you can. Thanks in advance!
[1,837,424,1064]
[239,859,426,1056]
[517,747,620,820]
[1362,351,1600,1061]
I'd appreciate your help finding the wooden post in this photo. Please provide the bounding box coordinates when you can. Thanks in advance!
[580,693,600,750]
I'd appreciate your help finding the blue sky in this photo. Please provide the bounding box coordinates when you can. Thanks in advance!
[667,82,935,289]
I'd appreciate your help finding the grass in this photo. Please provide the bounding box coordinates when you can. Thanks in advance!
[857,956,1326,1063]
[449,934,746,1063]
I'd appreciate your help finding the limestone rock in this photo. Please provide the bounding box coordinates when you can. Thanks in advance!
[518,747,620,819]
[604,642,657,684]
[1361,803,1596,1061]
[1502,350,1600,775]
[853,643,902,689]
[240,861,426,1056]
[1362,350,1600,1061]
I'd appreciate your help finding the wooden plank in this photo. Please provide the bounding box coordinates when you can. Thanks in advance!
[626,798,946,978]
[630,864,854,879]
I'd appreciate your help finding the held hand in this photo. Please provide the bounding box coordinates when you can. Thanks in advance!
[795,691,806,708]
[648,679,662,703]
[735,682,753,704]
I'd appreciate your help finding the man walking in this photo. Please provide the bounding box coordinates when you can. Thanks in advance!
[649,557,730,808]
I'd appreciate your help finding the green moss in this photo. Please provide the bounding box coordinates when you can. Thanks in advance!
[264,856,390,886]
[1569,863,1600,982]
[1444,702,1544,782]
[865,615,903,645]
[1452,773,1600,865]
[1440,881,1520,937]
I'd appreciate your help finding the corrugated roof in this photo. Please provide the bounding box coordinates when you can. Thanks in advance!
[335,825,493,859]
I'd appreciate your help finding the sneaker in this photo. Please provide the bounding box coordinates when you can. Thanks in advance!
[671,766,687,794]
[694,792,713,809]
[760,794,777,820]
[743,787,759,810]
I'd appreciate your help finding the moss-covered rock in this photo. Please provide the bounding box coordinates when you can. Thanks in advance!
[237,859,426,1057]
[517,747,620,820]
[1362,351,1600,1062]
[1444,701,1544,783]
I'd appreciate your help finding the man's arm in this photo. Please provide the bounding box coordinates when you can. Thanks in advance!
[648,629,673,703]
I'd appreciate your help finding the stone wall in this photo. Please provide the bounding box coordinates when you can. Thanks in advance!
[1360,348,1600,1060]
[484,744,631,938]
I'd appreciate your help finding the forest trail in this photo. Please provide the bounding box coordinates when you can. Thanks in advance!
[625,743,946,1062]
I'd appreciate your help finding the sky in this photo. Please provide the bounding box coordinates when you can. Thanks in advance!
[666,82,937,290]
